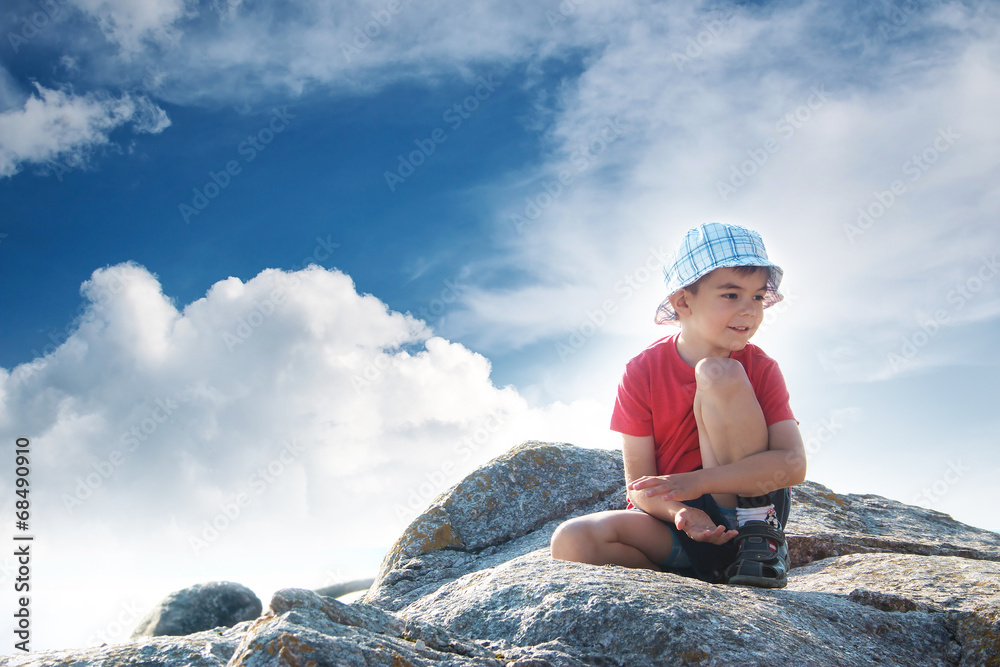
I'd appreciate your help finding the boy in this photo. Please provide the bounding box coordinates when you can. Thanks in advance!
[550,222,806,588]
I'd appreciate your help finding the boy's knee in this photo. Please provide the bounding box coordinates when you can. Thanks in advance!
[695,357,749,392]
[550,518,593,561]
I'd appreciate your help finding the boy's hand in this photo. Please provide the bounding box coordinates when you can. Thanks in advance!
[674,506,738,545]
[628,472,702,502]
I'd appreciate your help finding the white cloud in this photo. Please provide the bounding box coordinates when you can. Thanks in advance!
[69,0,190,52]
[0,83,169,178]
[0,262,609,650]
[434,1,1000,380]
[48,0,594,105]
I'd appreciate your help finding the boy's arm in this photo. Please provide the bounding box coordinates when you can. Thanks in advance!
[633,419,807,501]
[623,434,737,544]
[696,418,807,497]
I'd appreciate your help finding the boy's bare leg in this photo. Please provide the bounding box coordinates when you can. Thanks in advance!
[550,510,675,570]
[692,357,769,509]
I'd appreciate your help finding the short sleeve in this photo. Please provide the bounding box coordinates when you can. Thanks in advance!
[754,356,797,426]
[610,358,655,436]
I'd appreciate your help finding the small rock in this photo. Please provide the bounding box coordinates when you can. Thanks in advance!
[131,581,261,638]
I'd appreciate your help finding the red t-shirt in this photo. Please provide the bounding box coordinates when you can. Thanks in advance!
[610,333,796,477]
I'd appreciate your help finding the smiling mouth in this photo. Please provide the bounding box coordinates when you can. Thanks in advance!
[729,326,751,332]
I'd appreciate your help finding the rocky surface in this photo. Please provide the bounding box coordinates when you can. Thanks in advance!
[227,587,508,666]
[404,549,962,666]
[8,441,1000,666]
[365,441,627,612]
[2,624,250,666]
[131,581,262,638]
[785,482,1000,566]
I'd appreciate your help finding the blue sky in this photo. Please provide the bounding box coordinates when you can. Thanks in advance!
[1,0,999,653]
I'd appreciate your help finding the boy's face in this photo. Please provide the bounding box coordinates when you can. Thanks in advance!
[673,267,768,355]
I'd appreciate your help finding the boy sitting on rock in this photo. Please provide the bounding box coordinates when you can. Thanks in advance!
[551,222,806,588]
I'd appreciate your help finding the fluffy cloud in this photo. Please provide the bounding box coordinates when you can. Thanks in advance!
[0,83,169,178]
[0,262,608,648]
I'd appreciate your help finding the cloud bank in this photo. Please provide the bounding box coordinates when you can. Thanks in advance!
[0,261,609,647]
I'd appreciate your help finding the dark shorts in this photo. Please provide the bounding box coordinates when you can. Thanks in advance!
[634,488,791,583]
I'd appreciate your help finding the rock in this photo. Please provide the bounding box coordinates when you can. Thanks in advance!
[227,587,509,666]
[403,549,961,666]
[365,441,1000,666]
[131,581,262,638]
[364,440,626,611]
[365,441,1000,613]
[787,553,1000,666]
[785,483,1000,566]
[2,623,250,666]
[14,441,1000,666]
[313,577,375,599]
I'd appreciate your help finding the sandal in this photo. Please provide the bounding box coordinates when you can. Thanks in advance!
[724,520,789,589]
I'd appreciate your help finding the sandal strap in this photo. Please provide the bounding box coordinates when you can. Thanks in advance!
[733,521,786,547]
[732,522,786,563]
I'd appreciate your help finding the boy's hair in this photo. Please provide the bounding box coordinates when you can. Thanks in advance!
[682,265,768,296]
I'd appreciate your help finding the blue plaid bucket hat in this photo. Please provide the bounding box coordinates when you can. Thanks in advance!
[654,222,784,325]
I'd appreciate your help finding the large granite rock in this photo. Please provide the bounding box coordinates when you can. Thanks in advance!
[403,550,962,666]
[363,441,1000,666]
[10,441,1000,666]
[365,440,627,612]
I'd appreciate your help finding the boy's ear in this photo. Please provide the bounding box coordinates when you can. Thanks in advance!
[670,289,692,318]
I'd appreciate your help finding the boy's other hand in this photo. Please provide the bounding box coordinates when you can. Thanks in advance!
[674,506,738,545]
[628,472,702,502]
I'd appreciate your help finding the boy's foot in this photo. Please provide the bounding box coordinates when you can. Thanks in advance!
[724,520,789,589]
